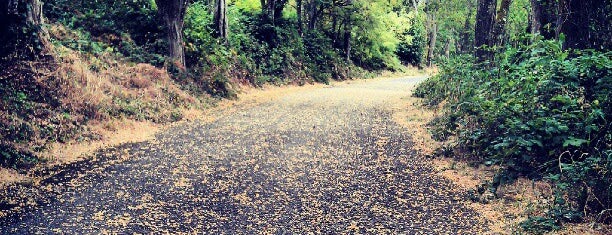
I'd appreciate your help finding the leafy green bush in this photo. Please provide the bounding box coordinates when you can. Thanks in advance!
[396,12,426,67]
[415,39,612,227]
[45,0,165,65]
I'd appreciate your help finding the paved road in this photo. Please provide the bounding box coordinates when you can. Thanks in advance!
[1,77,485,234]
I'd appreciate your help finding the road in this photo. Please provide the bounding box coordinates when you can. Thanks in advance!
[0,77,486,234]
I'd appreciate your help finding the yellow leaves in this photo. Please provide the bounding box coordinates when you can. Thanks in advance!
[92,210,106,221]
[1,77,487,233]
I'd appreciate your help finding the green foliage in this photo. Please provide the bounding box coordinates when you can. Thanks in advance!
[520,216,561,234]
[415,39,612,228]
[397,12,427,66]
[350,0,405,70]
[45,0,166,65]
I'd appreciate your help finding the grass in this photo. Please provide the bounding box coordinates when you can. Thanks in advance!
[0,24,212,171]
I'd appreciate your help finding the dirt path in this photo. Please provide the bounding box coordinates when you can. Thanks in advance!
[0,77,486,233]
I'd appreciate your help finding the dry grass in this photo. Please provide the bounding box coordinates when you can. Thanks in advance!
[0,28,206,187]
[39,120,160,165]
[0,168,29,188]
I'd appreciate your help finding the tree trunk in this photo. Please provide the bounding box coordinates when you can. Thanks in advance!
[261,0,288,24]
[561,0,611,50]
[459,0,475,53]
[529,0,561,40]
[529,0,542,36]
[426,20,437,67]
[344,17,351,61]
[1,0,50,56]
[444,38,451,58]
[489,0,512,49]
[273,0,288,21]
[213,0,228,43]
[297,0,303,36]
[332,2,338,45]
[308,1,320,30]
[156,0,188,69]
[474,0,496,62]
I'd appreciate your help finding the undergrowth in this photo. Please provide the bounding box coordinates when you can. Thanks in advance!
[414,39,611,232]
[0,40,203,169]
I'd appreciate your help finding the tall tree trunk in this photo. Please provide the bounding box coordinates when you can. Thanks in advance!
[308,1,320,30]
[561,0,611,50]
[1,0,50,57]
[459,0,475,53]
[529,0,542,36]
[444,38,451,58]
[156,0,188,69]
[26,0,49,44]
[529,0,561,40]
[489,0,512,49]
[474,0,496,62]
[332,2,338,45]
[343,17,351,61]
[343,0,354,61]
[261,0,288,24]
[213,0,228,43]
[297,0,303,36]
[426,20,437,67]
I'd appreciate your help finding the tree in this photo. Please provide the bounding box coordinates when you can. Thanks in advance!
[528,0,611,50]
[343,0,354,61]
[424,0,440,66]
[426,18,437,66]
[560,0,611,50]
[458,0,475,53]
[260,0,289,23]
[297,0,303,36]
[155,0,189,69]
[1,0,50,58]
[213,0,228,43]
[474,0,496,62]
[529,0,561,39]
[489,0,512,48]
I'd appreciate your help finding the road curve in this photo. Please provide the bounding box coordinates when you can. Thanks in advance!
[1,77,486,234]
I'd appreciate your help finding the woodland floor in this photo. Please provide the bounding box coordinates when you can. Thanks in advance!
[0,77,488,233]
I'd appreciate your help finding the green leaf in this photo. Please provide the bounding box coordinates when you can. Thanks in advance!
[563,137,588,147]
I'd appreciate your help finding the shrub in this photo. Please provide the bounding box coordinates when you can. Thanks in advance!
[415,39,612,227]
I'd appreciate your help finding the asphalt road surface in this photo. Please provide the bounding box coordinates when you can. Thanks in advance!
[1,77,486,234]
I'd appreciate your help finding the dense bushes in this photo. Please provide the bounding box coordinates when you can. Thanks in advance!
[183,2,374,87]
[45,0,166,65]
[414,39,611,228]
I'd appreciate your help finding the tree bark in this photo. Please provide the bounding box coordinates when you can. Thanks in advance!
[489,0,512,48]
[308,0,321,30]
[426,20,437,67]
[459,0,475,53]
[261,0,288,24]
[155,0,188,69]
[529,0,542,36]
[474,0,496,62]
[213,0,228,43]
[529,0,561,40]
[1,0,50,56]
[343,17,351,61]
[561,0,611,50]
[297,0,303,36]
[444,38,451,58]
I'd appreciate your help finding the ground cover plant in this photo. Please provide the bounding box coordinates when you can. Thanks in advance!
[415,38,611,232]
